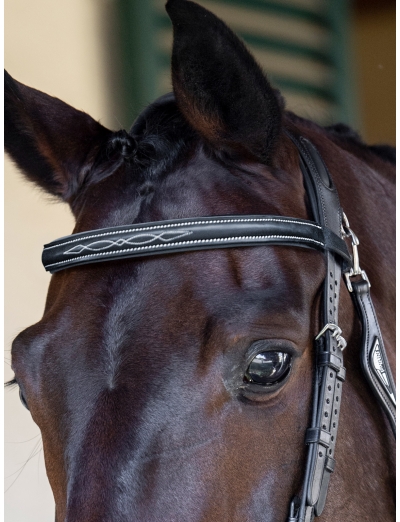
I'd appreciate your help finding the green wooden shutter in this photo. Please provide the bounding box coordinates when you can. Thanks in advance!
[115,0,357,128]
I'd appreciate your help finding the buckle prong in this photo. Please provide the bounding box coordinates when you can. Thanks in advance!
[316,323,347,351]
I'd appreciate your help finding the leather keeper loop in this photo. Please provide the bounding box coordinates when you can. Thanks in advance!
[317,352,342,372]
[305,428,331,448]
[337,366,346,382]
[325,456,336,473]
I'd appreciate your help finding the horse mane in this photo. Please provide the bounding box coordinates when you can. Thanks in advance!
[109,97,395,191]
[285,111,395,170]
[324,122,396,165]
[123,94,195,180]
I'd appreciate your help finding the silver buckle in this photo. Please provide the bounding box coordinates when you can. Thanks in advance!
[344,268,371,293]
[341,212,371,293]
[315,323,347,351]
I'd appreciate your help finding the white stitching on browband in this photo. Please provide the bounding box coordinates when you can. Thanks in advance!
[43,218,322,251]
[64,230,192,254]
[44,235,324,269]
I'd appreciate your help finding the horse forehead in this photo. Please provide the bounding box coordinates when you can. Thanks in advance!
[156,154,305,217]
[76,145,305,234]
[43,244,322,353]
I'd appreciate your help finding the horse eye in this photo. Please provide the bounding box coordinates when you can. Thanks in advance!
[19,388,30,410]
[244,351,291,385]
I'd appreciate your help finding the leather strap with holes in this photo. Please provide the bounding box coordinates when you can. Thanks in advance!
[286,134,346,522]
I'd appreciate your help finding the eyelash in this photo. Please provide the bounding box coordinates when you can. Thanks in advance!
[5,378,18,388]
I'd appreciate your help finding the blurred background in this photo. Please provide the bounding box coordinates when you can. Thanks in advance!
[4,0,395,520]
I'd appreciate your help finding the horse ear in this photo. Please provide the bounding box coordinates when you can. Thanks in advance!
[4,70,113,201]
[166,0,283,163]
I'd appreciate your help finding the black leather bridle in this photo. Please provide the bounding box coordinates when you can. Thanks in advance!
[42,133,395,522]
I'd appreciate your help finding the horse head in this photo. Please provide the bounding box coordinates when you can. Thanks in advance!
[5,1,395,521]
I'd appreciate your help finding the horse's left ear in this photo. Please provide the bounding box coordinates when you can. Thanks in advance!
[166,0,283,163]
[4,70,113,202]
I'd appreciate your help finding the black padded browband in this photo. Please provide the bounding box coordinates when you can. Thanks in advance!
[42,216,351,273]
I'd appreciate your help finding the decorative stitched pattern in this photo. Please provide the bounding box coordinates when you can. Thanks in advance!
[44,234,325,269]
[64,230,192,255]
[43,217,322,251]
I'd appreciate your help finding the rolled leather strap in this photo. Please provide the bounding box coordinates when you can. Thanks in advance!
[351,280,396,436]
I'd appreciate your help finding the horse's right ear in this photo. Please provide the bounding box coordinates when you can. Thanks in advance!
[4,70,113,202]
[166,0,283,164]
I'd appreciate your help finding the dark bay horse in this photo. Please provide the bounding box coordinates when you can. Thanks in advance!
[5,1,395,521]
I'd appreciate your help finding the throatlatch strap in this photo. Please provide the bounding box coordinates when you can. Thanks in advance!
[351,281,396,435]
[286,135,346,522]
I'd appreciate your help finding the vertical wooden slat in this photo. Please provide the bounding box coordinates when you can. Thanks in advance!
[326,0,358,126]
[115,0,158,127]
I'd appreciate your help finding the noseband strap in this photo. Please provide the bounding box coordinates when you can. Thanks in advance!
[40,134,395,521]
